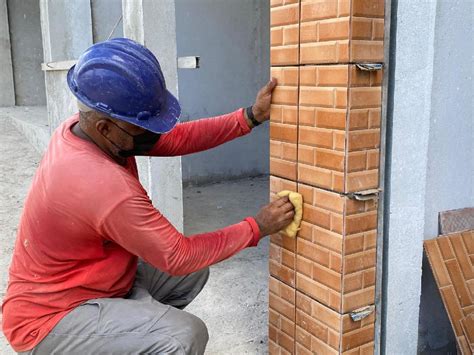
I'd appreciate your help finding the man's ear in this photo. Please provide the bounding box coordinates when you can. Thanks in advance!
[96,119,111,138]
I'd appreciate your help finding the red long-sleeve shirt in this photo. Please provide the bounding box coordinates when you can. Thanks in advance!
[2,108,260,352]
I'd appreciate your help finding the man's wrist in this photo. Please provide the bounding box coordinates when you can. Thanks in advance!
[245,106,262,128]
[243,108,255,129]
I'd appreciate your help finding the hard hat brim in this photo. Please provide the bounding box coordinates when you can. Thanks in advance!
[67,65,181,134]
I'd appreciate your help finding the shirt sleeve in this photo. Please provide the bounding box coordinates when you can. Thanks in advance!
[149,108,252,156]
[100,193,260,276]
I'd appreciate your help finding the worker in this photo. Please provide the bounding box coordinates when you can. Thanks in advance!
[2,38,295,354]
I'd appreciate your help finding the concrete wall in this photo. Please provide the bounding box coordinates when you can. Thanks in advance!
[0,0,15,106]
[175,0,270,185]
[7,0,46,106]
[91,0,123,43]
[418,0,473,352]
[383,0,473,353]
[123,0,184,232]
[40,0,93,131]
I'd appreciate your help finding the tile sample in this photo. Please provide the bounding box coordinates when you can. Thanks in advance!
[424,231,474,355]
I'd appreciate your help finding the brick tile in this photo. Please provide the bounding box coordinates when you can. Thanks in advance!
[450,234,474,280]
[317,109,347,130]
[351,0,384,18]
[300,0,338,21]
[351,17,373,40]
[343,286,375,312]
[440,286,464,336]
[425,240,453,287]
[351,40,384,62]
[318,66,349,86]
[460,314,473,349]
[445,260,472,307]
[319,18,350,41]
[462,230,473,254]
[301,42,339,64]
[341,324,375,351]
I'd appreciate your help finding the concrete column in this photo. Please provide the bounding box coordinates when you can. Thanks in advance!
[39,0,93,131]
[122,0,184,232]
[382,0,437,353]
[0,0,15,106]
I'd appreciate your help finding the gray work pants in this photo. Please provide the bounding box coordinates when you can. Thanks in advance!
[21,261,210,355]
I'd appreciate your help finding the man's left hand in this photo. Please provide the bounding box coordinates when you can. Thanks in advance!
[250,78,278,125]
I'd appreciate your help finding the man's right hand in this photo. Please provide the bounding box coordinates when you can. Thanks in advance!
[254,196,295,237]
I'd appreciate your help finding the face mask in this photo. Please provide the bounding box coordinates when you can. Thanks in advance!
[107,121,161,157]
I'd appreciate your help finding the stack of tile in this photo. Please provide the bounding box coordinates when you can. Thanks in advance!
[269,0,385,354]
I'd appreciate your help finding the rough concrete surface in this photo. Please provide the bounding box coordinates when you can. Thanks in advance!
[184,177,269,355]
[0,120,40,355]
[0,118,269,354]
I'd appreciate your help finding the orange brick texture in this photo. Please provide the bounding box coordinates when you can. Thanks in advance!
[424,231,474,354]
[299,0,384,65]
[298,65,381,193]
[269,1,384,354]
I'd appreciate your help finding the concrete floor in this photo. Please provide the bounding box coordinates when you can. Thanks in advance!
[0,117,269,354]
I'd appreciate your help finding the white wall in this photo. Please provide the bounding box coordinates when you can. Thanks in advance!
[419,0,473,352]
[383,0,473,353]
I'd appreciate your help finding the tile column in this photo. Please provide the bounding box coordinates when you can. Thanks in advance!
[269,1,385,354]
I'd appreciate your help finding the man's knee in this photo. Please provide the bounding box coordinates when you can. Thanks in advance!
[157,310,208,355]
[185,313,209,354]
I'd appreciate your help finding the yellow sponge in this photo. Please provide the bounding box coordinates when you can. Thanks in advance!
[277,190,303,238]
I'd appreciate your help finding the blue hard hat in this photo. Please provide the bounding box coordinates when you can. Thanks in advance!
[67,38,180,134]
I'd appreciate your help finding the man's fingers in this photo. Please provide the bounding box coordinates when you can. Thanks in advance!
[284,211,295,220]
[262,78,277,94]
[273,196,290,207]
[280,202,295,213]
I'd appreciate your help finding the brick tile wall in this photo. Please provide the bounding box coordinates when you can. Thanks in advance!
[296,182,377,313]
[270,67,299,182]
[269,1,384,353]
[298,65,382,193]
[269,276,296,354]
[300,0,384,65]
[295,291,375,354]
[271,0,300,66]
[270,176,298,288]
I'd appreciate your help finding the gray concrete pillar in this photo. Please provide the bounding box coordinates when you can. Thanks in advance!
[39,0,93,131]
[383,0,437,353]
[0,0,15,106]
[122,0,184,232]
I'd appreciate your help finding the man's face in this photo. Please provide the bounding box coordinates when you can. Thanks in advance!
[94,113,161,158]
